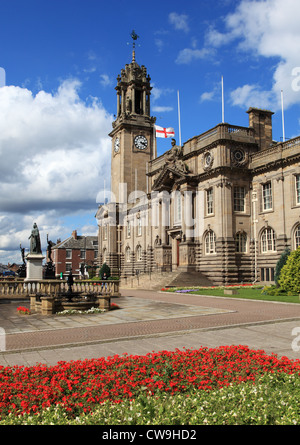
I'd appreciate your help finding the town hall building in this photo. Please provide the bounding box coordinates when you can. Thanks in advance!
[96,44,300,286]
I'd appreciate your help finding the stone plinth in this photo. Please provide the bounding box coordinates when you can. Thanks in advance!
[41,296,55,315]
[25,253,45,281]
[97,295,111,310]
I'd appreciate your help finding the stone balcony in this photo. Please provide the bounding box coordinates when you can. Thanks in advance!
[249,136,300,171]
[149,123,256,174]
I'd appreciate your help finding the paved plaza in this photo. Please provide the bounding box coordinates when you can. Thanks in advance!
[0,288,300,367]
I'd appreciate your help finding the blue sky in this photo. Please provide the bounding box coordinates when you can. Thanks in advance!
[1,0,300,264]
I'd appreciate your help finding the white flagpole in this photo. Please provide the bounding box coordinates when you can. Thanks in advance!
[281,90,285,143]
[222,76,225,123]
[146,162,149,194]
[153,125,157,158]
[177,90,182,146]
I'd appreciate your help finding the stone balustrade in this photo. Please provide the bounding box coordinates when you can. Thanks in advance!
[0,279,120,298]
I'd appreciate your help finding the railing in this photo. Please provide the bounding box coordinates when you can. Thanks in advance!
[183,123,255,156]
[281,136,300,150]
[0,279,120,298]
[250,135,300,168]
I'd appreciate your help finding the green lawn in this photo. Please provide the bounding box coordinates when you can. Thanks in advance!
[164,286,300,304]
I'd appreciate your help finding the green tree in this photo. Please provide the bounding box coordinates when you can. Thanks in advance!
[99,263,111,280]
[274,248,290,286]
[278,248,300,293]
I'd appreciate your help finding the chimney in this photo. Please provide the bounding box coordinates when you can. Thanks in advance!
[72,230,78,240]
[247,107,274,151]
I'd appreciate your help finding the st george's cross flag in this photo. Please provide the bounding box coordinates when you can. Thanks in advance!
[155,125,175,139]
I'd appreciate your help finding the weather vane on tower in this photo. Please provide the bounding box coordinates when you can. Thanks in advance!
[130,30,139,62]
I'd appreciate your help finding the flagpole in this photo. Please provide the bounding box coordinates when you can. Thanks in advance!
[281,90,285,143]
[177,90,182,146]
[222,76,225,123]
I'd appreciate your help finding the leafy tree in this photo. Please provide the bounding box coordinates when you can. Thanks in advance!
[278,248,300,294]
[274,248,290,286]
[99,263,111,279]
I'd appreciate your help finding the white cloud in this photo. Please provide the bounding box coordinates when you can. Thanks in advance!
[230,84,274,109]
[208,0,300,110]
[152,106,173,113]
[150,84,174,114]
[175,47,211,65]
[168,12,190,33]
[0,80,113,263]
[200,91,216,102]
[100,74,112,87]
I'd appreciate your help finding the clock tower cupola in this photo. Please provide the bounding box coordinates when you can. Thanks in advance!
[110,31,156,203]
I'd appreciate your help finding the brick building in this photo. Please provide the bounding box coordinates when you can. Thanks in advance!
[52,230,98,278]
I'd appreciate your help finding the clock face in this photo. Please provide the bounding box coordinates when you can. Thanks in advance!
[114,137,120,153]
[134,135,148,150]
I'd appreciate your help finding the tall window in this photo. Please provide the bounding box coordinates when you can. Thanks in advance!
[103,225,108,240]
[127,220,131,237]
[126,247,131,262]
[174,191,182,225]
[136,245,142,262]
[206,188,213,215]
[296,175,300,205]
[66,249,72,259]
[103,248,107,263]
[234,186,245,212]
[295,225,300,249]
[261,227,276,253]
[137,217,142,236]
[205,230,216,254]
[262,182,272,211]
[235,232,247,253]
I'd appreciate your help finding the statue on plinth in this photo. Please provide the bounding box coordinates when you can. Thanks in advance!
[44,234,55,279]
[29,223,42,254]
[25,222,44,281]
[17,243,27,277]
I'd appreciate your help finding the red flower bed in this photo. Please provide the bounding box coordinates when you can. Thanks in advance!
[17,307,31,315]
[0,345,300,418]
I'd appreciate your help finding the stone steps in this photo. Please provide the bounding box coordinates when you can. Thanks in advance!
[120,270,214,290]
[166,271,214,288]
[120,271,179,291]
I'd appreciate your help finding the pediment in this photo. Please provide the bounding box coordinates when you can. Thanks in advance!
[152,165,190,191]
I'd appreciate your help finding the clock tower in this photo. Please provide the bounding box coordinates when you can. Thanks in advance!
[110,32,156,203]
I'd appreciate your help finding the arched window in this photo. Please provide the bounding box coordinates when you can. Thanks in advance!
[205,230,216,254]
[235,232,247,253]
[261,227,276,253]
[136,245,142,262]
[295,225,300,249]
[125,247,131,263]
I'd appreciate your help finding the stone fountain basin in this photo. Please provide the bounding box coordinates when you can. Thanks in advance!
[58,300,98,311]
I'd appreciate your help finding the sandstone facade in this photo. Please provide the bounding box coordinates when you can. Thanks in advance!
[96,53,300,285]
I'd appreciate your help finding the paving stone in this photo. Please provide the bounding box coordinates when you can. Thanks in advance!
[0,289,300,366]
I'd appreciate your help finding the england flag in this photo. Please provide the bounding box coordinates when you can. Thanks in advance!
[155,125,175,138]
